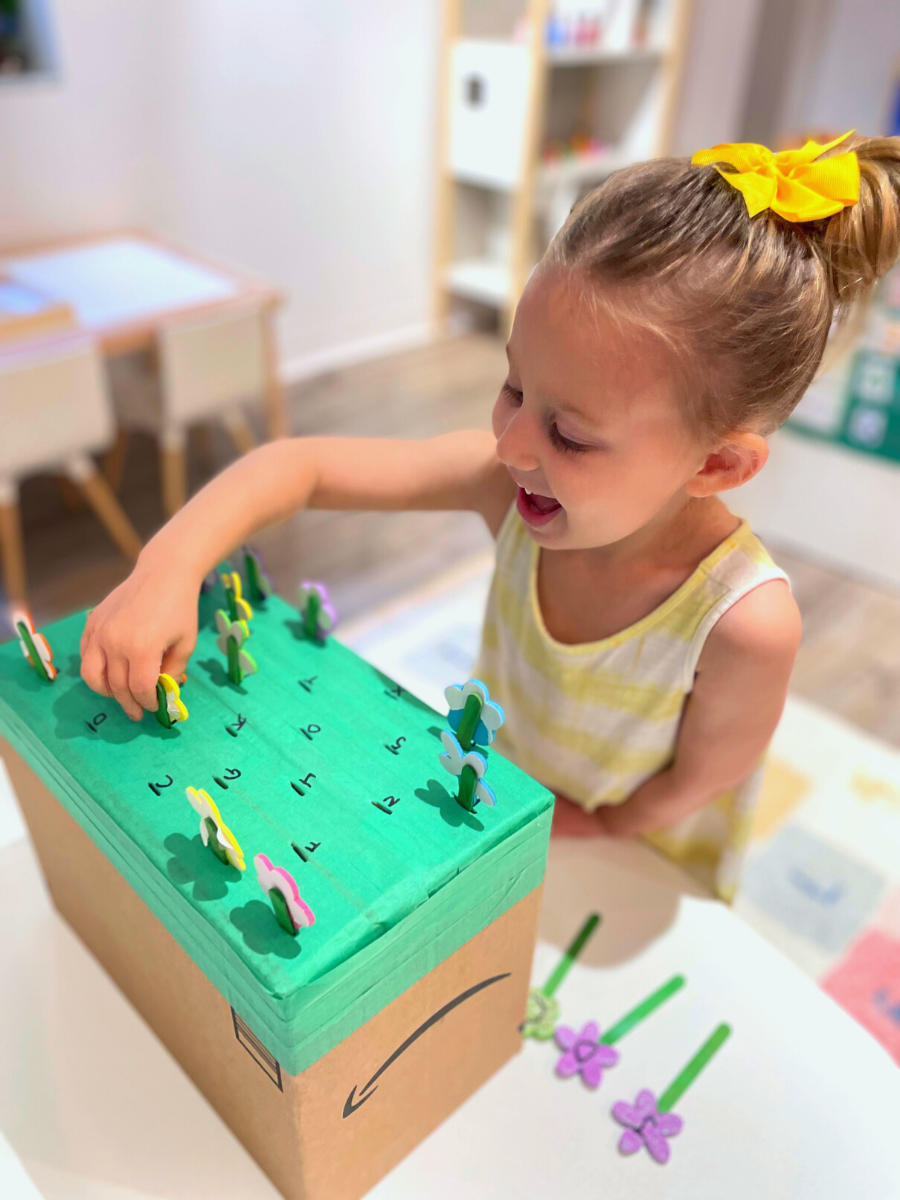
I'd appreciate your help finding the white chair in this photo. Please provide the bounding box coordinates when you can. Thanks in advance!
[0,334,142,608]
[110,302,272,516]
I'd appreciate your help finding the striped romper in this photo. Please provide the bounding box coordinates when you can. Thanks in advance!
[475,504,789,901]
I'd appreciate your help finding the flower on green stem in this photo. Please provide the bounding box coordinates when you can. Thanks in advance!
[185,786,246,872]
[445,679,504,747]
[13,610,58,681]
[438,730,497,807]
[298,581,336,640]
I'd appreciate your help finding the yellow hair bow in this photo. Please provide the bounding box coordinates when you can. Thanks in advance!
[691,130,860,222]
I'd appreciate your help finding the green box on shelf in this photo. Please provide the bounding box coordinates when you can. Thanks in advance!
[0,591,552,1075]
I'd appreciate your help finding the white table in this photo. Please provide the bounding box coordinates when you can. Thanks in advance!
[0,764,897,1200]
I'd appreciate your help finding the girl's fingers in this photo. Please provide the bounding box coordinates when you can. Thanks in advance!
[105,655,144,722]
[81,644,112,698]
[129,658,163,712]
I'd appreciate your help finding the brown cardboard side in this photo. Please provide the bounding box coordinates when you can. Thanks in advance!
[2,737,542,1200]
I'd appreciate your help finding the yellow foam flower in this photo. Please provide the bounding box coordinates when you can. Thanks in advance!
[691,130,860,222]
[185,786,246,872]
[221,570,253,622]
[158,672,188,722]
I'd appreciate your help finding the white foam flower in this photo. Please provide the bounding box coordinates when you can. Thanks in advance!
[444,678,505,746]
[185,786,246,871]
[13,610,58,681]
[438,730,497,807]
[215,609,250,653]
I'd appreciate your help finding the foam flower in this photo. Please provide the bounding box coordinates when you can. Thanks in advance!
[445,679,505,747]
[13,610,57,682]
[298,581,336,640]
[255,853,315,936]
[555,1021,620,1088]
[522,989,561,1040]
[185,786,246,871]
[612,1090,683,1164]
[156,672,188,727]
[438,730,496,806]
[221,570,253,622]
[243,545,273,603]
[215,609,258,679]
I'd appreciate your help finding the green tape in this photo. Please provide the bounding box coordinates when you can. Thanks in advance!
[658,1022,732,1112]
[0,594,553,1076]
[600,974,685,1045]
[543,912,600,998]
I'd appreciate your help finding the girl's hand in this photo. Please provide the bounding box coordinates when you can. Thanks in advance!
[80,559,200,722]
[552,793,606,837]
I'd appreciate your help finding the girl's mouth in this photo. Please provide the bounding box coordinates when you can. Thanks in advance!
[517,486,563,527]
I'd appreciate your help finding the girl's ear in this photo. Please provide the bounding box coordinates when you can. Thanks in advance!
[685,431,769,497]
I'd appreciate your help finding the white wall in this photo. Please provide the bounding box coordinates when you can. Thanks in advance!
[0,0,440,374]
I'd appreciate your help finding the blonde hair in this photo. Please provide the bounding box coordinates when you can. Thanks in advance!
[548,134,900,438]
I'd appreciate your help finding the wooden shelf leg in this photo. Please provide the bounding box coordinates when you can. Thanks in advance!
[159,429,188,518]
[0,482,27,608]
[261,310,289,441]
[65,456,143,563]
[101,426,131,494]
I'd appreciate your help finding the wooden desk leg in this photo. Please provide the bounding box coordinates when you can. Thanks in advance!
[262,310,288,441]
[161,440,187,518]
[102,427,131,494]
[0,493,27,607]
[66,459,142,562]
[222,410,257,456]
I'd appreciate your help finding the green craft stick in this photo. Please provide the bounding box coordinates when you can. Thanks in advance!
[155,680,173,728]
[16,621,51,684]
[600,974,685,1045]
[224,581,238,622]
[657,1022,732,1113]
[456,763,477,811]
[543,912,601,997]
[226,636,243,684]
[204,817,230,864]
[245,550,270,603]
[456,693,482,751]
[269,887,298,936]
[304,590,321,639]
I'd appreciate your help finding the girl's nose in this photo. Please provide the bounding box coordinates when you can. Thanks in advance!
[496,409,541,474]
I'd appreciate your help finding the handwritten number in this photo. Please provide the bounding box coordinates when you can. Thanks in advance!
[385,736,406,755]
[305,841,321,853]
[223,767,241,781]
[298,676,318,693]
[384,684,403,700]
[148,774,174,797]
[301,724,321,741]
[226,714,246,737]
[85,713,108,733]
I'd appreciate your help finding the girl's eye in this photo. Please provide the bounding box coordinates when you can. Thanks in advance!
[549,421,589,456]
[501,381,523,405]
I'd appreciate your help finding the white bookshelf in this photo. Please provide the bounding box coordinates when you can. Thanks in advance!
[433,0,692,331]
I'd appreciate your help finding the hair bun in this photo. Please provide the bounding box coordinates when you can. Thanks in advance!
[817,134,900,311]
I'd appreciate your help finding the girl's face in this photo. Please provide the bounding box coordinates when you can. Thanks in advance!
[492,267,709,551]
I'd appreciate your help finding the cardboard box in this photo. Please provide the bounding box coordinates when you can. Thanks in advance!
[0,596,552,1199]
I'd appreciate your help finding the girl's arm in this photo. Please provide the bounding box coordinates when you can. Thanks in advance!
[594,579,801,837]
[81,431,514,720]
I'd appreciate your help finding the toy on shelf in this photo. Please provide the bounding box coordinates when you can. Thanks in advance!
[298,581,336,641]
[554,974,685,1088]
[186,786,246,871]
[13,611,57,682]
[522,912,601,1039]
[243,545,273,604]
[215,610,257,685]
[155,672,189,728]
[255,853,315,937]
[611,1022,732,1164]
[440,679,505,812]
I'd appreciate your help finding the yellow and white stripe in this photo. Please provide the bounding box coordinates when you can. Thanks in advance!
[475,505,788,900]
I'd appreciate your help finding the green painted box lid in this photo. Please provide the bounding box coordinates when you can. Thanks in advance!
[0,589,553,1074]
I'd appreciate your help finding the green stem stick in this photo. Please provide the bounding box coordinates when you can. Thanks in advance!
[226,636,243,685]
[456,693,483,752]
[155,680,173,728]
[245,551,269,603]
[204,817,230,864]
[16,621,51,683]
[304,590,321,639]
[542,912,602,998]
[457,763,477,811]
[224,584,238,622]
[657,1022,732,1113]
[600,974,685,1044]
[269,888,297,936]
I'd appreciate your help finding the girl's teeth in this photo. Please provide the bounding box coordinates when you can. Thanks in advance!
[525,488,532,494]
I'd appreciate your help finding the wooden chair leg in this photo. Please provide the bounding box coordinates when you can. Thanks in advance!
[101,427,131,494]
[222,410,257,456]
[261,309,289,441]
[0,496,27,608]
[161,442,187,518]
[74,470,143,562]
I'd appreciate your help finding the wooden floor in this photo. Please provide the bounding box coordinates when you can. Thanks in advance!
[12,333,900,749]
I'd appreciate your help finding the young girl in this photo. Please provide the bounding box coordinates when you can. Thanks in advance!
[80,132,900,899]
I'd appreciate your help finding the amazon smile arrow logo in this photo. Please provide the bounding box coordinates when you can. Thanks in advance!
[342,972,511,1117]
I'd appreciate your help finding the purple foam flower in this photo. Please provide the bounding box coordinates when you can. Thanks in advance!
[612,1089,683,1164]
[554,1021,620,1088]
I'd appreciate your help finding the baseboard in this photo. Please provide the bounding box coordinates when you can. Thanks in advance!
[280,322,435,386]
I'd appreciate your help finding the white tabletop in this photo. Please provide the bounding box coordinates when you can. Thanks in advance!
[1,237,239,332]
